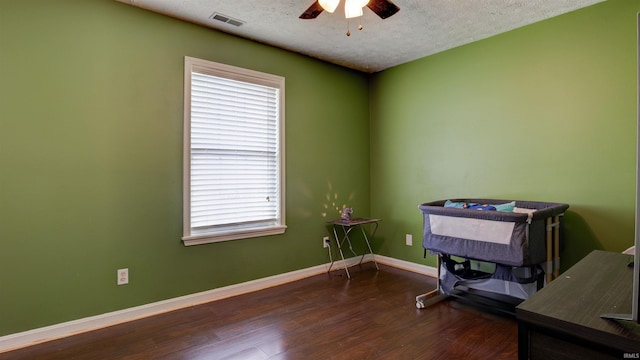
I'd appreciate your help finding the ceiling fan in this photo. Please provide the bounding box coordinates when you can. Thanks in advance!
[299,0,400,21]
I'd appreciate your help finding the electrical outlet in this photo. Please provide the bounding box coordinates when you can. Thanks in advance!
[117,268,129,285]
[405,234,413,246]
[323,236,330,248]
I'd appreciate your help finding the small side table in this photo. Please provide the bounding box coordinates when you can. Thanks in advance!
[327,218,380,278]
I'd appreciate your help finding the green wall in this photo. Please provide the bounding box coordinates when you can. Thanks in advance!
[370,0,640,270]
[1,0,639,339]
[0,0,370,336]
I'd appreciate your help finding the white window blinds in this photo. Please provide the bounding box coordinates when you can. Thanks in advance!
[183,57,286,245]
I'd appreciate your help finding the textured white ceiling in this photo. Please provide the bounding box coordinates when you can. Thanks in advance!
[117,0,604,73]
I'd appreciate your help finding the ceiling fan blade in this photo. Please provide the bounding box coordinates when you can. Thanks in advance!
[367,0,400,19]
[299,1,324,20]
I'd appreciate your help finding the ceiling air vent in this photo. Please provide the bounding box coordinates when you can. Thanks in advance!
[210,12,244,27]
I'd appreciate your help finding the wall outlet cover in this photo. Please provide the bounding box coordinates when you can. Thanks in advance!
[117,268,129,285]
[405,234,413,246]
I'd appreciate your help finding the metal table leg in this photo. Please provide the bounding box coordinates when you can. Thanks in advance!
[329,224,351,278]
[358,221,379,270]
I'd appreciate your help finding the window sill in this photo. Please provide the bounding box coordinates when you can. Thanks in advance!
[182,225,287,246]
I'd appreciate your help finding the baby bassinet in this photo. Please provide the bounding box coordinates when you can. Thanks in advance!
[416,199,569,312]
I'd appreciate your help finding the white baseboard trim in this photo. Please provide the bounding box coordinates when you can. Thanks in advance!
[373,254,438,277]
[0,255,435,353]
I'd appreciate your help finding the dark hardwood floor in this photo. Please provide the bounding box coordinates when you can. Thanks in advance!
[1,264,517,360]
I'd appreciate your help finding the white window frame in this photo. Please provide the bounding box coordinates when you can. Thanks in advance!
[182,56,286,246]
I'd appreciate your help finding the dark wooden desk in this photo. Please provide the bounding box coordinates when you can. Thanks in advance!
[516,250,640,359]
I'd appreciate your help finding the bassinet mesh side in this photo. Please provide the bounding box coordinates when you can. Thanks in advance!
[419,199,569,266]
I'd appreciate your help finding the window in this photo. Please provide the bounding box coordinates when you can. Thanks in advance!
[182,57,286,246]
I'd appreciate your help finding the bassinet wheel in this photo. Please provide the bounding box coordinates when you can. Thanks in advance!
[416,301,425,309]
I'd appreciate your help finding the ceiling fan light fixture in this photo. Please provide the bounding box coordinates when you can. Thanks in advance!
[344,0,364,19]
[352,0,370,8]
[319,0,340,13]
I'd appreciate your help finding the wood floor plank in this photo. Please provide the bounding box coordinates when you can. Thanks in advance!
[0,264,518,359]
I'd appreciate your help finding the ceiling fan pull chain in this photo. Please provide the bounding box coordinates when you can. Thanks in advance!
[346,17,363,36]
